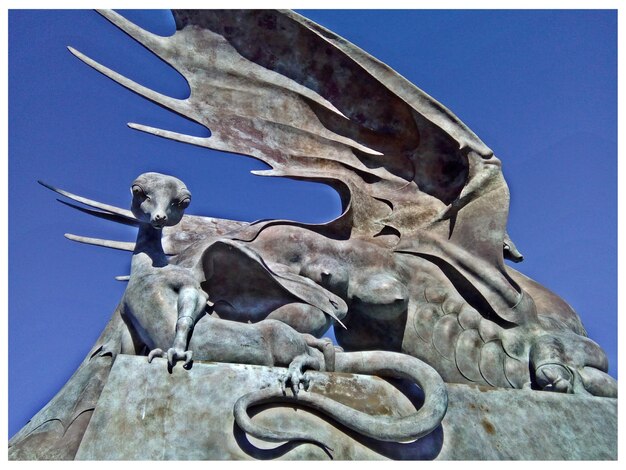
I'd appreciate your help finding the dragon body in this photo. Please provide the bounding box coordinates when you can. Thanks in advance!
[9,9,616,460]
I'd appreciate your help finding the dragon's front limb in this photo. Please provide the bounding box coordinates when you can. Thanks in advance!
[148,286,207,369]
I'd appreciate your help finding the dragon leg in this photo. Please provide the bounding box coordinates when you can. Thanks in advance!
[529,332,617,397]
[147,286,208,369]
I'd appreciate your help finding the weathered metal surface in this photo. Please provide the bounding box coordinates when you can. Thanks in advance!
[54,9,613,399]
[76,355,441,460]
[9,9,617,461]
[439,384,617,460]
[74,356,616,460]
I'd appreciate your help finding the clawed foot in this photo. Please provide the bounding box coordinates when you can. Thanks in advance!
[278,335,339,395]
[148,347,193,369]
[535,364,573,393]
[529,333,616,396]
[279,355,313,396]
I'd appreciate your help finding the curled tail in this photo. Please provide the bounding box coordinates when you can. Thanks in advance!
[233,351,447,449]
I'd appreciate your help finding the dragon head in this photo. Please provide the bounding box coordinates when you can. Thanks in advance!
[130,172,191,229]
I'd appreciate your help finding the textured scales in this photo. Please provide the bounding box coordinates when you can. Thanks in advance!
[12,9,618,460]
[50,10,615,401]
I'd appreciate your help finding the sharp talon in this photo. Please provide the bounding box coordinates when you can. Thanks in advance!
[183,351,193,369]
[279,376,287,395]
[148,349,164,363]
[302,373,311,391]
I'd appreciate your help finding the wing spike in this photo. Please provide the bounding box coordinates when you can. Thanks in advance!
[249,170,277,177]
[95,9,170,57]
[38,180,134,220]
[66,46,187,116]
[57,200,139,227]
[127,122,212,148]
[64,234,135,252]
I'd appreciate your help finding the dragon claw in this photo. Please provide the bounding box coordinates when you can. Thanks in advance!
[535,364,574,393]
[278,373,296,396]
[287,371,302,396]
[183,351,193,369]
[279,360,312,397]
[167,348,177,367]
[148,347,192,368]
[147,348,164,363]
[298,369,312,389]
[166,347,193,369]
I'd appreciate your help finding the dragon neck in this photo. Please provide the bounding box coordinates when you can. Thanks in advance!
[131,223,168,271]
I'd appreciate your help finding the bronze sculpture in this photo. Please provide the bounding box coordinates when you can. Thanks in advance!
[9,9,617,460]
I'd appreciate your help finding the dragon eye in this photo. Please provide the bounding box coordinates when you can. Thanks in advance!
[178,197,191,208]
[131,185,150,201]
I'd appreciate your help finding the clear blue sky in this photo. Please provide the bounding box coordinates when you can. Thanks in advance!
[9,10,617,438]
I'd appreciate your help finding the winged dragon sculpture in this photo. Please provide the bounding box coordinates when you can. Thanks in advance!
[9,9,616,460]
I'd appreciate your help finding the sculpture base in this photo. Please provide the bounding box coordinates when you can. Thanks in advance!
[74,355,616,460]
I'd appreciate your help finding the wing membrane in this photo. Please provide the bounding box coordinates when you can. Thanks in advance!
[71,9,511,261]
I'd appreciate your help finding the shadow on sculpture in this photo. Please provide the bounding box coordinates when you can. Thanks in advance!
[9,9,616,461]
[231,376,444,461]
[234,399,445,461]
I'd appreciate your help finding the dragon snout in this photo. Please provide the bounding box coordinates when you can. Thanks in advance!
[151,212,168,227]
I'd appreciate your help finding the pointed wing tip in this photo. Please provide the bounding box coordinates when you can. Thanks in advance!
[63,234,136,252]
[38,180,62,194]
[127,122,144,131]
[67,46,90,64]
[37,179,52,189]
[127,122,209,147]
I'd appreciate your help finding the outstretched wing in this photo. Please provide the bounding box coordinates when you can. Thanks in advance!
[60,8,520,326]
[51,9,523,325]
[68,9,511,269]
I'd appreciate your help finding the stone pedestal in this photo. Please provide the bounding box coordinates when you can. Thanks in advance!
[75,355,616,460]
